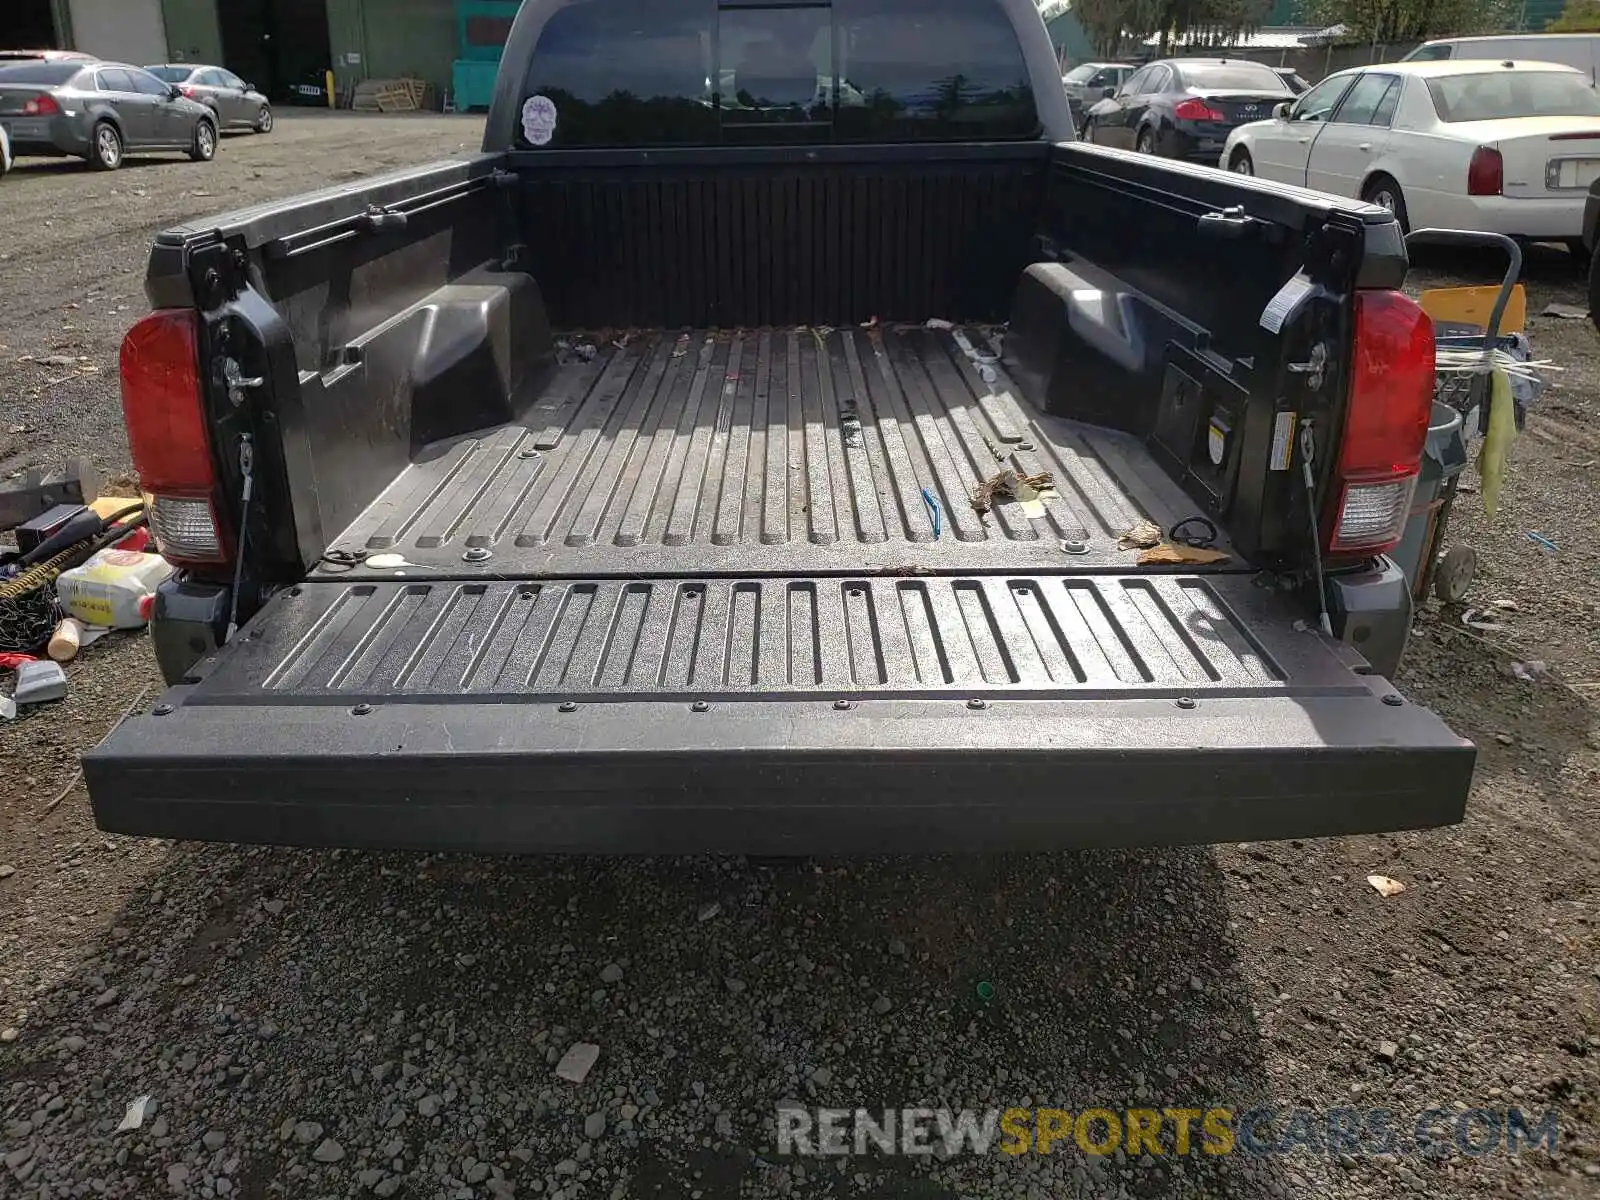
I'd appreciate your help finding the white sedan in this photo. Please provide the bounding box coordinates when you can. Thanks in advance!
[1221,59,1600,251]
[0,121,10,179]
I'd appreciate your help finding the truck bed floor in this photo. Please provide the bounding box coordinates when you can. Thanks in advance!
[319,325,1228,578]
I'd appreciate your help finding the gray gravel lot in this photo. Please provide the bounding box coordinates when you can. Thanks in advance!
[1,114,1597,1200]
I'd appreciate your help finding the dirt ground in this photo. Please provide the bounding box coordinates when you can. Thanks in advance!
[0,114,1597,1200]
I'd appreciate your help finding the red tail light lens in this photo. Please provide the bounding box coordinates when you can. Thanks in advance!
[22,93,61,116]
[1174,98,1225,121]
[1327,290,1436,556]
[180,85,198,98]
[120,309,230,565]
[1467,145,1503,196]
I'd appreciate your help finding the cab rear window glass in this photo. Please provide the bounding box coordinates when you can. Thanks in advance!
[1426,70,1600,121]
[520,0,1036,146]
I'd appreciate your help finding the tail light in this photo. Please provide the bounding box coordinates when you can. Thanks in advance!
[180,85,199,99]
[1174,98,1224,121]
[1326,290,1435,557]
[1467,145,1503,196]
[22,93,61,116]
[120,310,230,566]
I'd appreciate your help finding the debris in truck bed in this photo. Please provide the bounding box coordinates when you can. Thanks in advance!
[1118,519,1163,550]
[1137,543,1230,566]
[970,469,1054,514]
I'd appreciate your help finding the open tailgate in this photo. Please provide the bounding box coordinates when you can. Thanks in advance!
[85,572,1474,853]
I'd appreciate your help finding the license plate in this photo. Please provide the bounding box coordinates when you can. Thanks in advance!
[1550,157,1600,188]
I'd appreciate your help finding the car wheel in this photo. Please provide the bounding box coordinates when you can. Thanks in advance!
[1136,127,1156,155]
[254,104,273,134]
[190,119,217,162]
[1361,175,1409,233]
[1230,148,1254,175]
[88,121,122,171]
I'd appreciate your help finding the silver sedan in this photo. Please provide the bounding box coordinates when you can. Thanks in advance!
[145,64,273,133]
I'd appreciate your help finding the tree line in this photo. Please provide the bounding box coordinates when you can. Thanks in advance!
[1045,0,1521,59]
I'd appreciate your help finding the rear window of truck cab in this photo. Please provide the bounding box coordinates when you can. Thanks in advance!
[518,0,1039,146]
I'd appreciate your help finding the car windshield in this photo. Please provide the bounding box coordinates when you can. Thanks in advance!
[1179,62,1289,91]
[1426,70,1600,121]
[1063,64,1098,82]
[145,66,194,82]
[0,61,80,84]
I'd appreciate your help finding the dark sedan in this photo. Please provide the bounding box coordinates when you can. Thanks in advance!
[0,59,217,170]
[146,64,273,133]
[1084,57,1293,163]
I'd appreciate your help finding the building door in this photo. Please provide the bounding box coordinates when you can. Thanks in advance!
[67,0,168,64]
[219,0,331,101]
[0,0,59,49]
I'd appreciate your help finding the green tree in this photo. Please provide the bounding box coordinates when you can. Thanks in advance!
[1054,0,1274,59]
[1297,0,1510,44]
[1548,0,1600,30]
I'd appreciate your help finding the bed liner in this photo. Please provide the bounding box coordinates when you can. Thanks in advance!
[317,324,1232,579]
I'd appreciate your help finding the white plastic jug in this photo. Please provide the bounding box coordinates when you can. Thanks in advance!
[54,549,175,629]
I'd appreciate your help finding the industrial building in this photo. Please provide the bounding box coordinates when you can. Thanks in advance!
[0,0,517,111]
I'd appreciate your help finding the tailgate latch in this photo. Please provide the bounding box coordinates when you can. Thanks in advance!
[1197,206,1257,239]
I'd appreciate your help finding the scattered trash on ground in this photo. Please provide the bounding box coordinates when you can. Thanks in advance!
[0,481,156,673]
[1366,874,1407,898]
[975,980,996,1002]
[1538,302,1589,320]
[115,1095,153,1133]
[554,1042,600,1084]
[1509,660,1549,682]
[1118,519,1162,550]
[13,659,67,704]
[1461,607,1509,632]
[55,549,173,629]
[1526,531,1560,553]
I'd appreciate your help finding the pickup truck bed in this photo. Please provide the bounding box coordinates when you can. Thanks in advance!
[321,324,1225,577]
[90,318,1470,852]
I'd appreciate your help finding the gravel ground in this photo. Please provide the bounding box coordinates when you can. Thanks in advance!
[1,116,1598,1200]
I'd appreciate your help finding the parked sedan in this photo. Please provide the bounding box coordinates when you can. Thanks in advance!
[1062,61,1135,131]
[1222,59,1600,251]
[1083,57,1294,161]
[0,60,217,170]
[146,64,272,133]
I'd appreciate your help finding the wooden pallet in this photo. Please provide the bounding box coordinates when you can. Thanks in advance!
[350,77,430,113]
